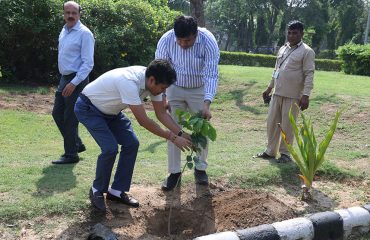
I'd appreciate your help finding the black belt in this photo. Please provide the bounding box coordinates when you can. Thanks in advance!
[79,93,93,106]
[62,72,76,81]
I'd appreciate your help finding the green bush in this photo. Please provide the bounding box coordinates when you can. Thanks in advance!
[337,44,370,76]
[0,0,63,83]
[220,51,276,67]
[81,0,177,79]
[315,59,342,71]
[220,51,342,72]
[0,0,177,84]
[316,50,338,59]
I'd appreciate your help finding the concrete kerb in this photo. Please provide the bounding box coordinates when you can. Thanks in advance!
[194,204,370,240]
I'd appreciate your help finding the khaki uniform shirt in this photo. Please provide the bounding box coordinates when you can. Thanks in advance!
[269,41,315,99]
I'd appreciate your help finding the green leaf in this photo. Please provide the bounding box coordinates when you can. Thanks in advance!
[193,119,204,133]
[187,162,193,169]
[201,121,209,136]
[208,124,217,141]
[186,155,192,162]
[193,156,200,163]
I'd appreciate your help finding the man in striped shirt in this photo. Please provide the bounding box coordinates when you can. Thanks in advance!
[155,15,220,190]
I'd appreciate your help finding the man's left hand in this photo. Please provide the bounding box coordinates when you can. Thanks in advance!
[299,95,310,111]
[202,100,212,120]
[62,83,76,97]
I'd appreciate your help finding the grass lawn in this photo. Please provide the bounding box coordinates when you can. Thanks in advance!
[0,65,369,226]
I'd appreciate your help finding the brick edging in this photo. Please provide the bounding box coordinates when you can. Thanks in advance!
[194,204,370,240]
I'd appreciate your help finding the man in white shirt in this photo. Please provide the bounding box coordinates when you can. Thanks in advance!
[52,1,94,164]
[74,59,192,211]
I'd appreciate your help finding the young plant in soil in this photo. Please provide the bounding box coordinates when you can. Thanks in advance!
[279,107,341,201]
[176,109,217,173]
[167,109,217,236]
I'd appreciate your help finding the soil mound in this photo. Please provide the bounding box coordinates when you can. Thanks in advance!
[57,185,297,240]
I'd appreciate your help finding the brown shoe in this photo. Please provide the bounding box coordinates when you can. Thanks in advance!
[89,189,106,211]
[106,192,139,208]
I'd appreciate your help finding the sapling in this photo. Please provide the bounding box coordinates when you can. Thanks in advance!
[279,107,341,201]
[176,109,217,172]
[167,109,217,236]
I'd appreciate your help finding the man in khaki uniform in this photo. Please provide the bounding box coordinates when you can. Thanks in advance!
[256,20,315,163]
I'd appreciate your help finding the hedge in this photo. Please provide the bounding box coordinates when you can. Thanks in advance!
[0,0,177,84]
[220,51,342,72]
[337,44,370,76]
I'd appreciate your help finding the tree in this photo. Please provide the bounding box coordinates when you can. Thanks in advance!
[190,0,206,27]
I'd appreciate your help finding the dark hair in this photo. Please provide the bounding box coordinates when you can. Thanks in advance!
[146,59,177,86]
[174,16,198,38]
[287,20,304,32]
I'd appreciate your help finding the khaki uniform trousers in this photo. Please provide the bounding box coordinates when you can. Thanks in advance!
[166,85,208,173]
[265,95,300,157]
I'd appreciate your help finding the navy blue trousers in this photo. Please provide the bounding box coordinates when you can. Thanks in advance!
[74,95,139,193]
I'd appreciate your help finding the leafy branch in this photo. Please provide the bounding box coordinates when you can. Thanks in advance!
[176,109,217,170]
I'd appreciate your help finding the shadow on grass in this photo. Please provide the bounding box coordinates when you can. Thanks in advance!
[229,81,263,115]
[311,93,340,106]
[34,163,77,197]
[139,140,166,153]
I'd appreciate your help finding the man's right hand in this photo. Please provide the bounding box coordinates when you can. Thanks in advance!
[262,87,272,100]
[173,136,192,152]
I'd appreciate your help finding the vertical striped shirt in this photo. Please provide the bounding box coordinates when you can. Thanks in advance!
[155,28,220,101]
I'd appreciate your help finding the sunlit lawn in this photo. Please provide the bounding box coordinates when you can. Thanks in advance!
[0,65,369,222]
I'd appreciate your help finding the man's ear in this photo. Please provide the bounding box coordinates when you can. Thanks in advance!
[148,76,156,86]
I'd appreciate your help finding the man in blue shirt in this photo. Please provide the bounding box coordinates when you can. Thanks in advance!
[52,1,94,164]
[155,16,220,190]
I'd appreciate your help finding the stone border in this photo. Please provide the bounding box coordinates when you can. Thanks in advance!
[194,204,370,240]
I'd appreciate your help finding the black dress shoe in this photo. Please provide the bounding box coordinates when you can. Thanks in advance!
[194,168,208,185]
[77,144,86,153]
[52,155,79,164]
[89,189,106,211]
[106,192,139,208]
[161,172,181,191]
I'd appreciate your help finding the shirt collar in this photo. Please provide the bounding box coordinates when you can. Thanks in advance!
[286,40,303,49]
[172,28,200,44]
[63,20,82,32]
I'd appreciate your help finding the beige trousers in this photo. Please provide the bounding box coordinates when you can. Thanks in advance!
[166,85,208,173]
[265,95,300,157]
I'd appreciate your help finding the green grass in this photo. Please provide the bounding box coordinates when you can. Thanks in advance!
[0,65,369,221]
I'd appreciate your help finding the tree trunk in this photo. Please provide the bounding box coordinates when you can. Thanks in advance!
[190,0,205,27]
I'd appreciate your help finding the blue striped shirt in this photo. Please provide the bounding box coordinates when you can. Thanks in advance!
[155,28,220,101]
[58,20,95,86]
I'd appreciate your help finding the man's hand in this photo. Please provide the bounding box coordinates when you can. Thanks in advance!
[262,87,272,100]
[202,100,212,120]
[182,132,192,141]
[173,136,192,152]
[299,95,310,111]
[62,83,76,97]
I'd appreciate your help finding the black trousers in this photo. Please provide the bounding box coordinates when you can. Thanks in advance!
[52,74,89,156]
